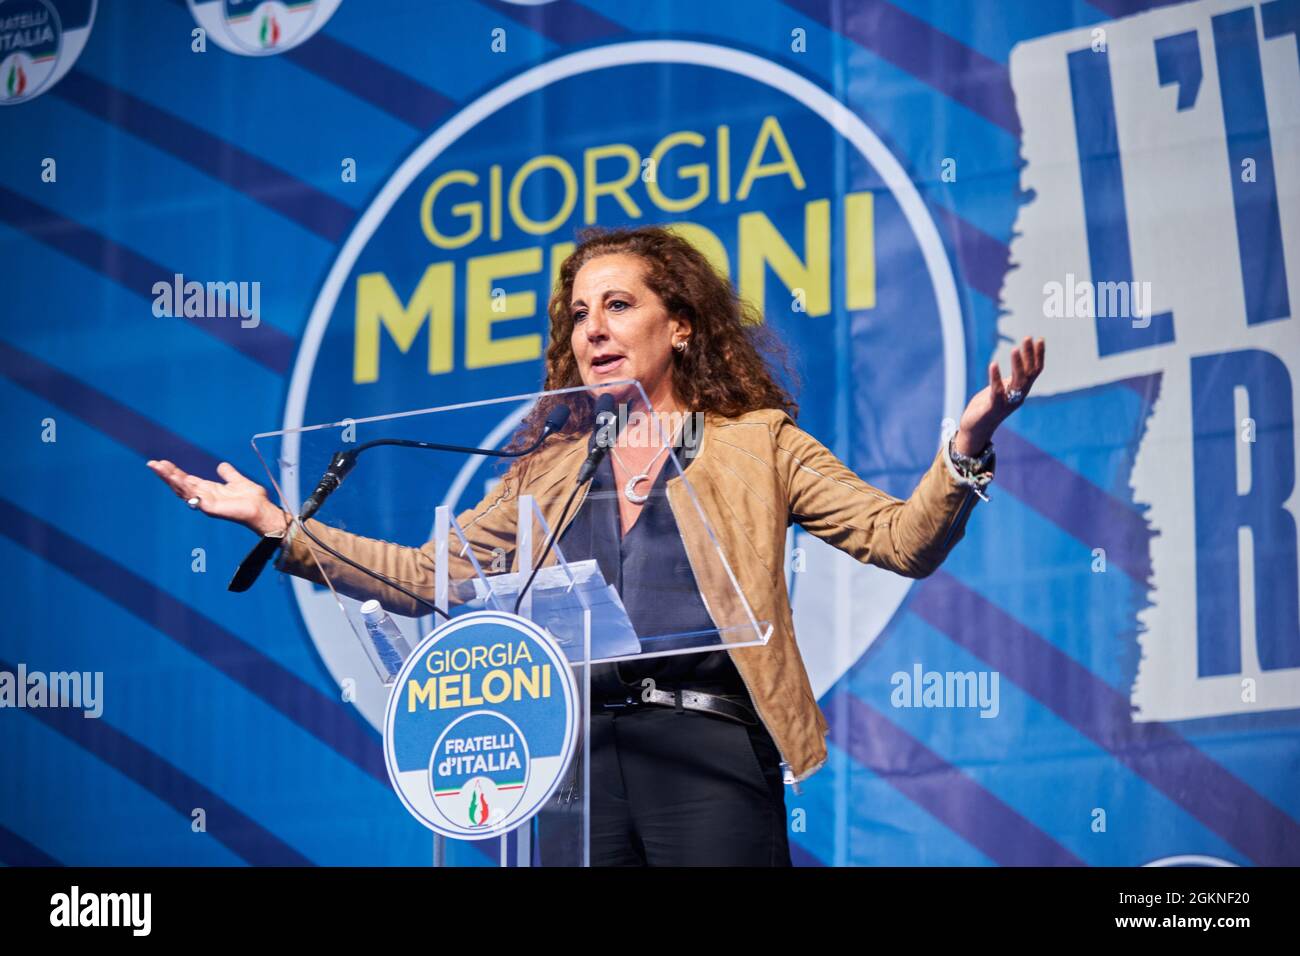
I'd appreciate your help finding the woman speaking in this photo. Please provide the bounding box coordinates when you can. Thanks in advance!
[147,225,1045,867]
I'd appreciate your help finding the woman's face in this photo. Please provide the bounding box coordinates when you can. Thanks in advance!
[569,252,689,410]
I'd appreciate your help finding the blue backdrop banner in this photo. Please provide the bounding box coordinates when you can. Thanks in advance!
[0,0,1297,867]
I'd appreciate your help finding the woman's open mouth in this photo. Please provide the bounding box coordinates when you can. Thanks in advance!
[591,353,626,375]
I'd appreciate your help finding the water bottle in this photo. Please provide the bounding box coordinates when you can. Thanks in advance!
[360,600,412,681]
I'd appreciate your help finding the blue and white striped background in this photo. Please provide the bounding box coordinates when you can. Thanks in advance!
[1,0,1295,866]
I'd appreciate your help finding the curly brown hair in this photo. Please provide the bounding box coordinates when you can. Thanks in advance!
[507,224,799,455]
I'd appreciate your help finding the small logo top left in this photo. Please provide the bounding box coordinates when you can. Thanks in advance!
[187,0,343,57]
[0,0,96,106]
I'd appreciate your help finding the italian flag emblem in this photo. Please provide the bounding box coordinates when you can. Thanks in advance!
[467,783,490,826]
[260,13,281,48]
[6,61,26,98]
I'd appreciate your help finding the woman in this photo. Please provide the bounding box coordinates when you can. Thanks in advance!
[148,225,1045,866]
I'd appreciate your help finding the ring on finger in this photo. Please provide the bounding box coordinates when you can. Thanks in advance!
[187,496,201,510]
[1006,388,1025,405]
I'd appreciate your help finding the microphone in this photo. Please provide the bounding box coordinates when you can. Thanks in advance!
[299,450,358,522]
[539,402,572,442]
[575,394,621,486]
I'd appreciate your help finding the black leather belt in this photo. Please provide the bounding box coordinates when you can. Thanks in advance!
[554,689,761,806]
[594,687,759,726]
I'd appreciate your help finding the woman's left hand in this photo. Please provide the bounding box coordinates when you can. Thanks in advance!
[954,335,1045,455]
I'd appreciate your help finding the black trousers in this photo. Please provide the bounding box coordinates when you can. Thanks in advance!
[586,704,792,866]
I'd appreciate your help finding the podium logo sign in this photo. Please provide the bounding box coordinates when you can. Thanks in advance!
[384,610,578,839]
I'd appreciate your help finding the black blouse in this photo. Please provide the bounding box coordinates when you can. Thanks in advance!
[556,425,748,703]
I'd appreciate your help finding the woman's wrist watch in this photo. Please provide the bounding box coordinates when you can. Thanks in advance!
[945,435,995,502]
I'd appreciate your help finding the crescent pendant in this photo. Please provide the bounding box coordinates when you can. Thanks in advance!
[624,473,651,505]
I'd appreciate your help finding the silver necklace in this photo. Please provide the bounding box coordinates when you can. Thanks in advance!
[609,422,685,505]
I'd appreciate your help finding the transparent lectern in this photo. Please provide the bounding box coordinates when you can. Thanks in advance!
[251,383,772,866]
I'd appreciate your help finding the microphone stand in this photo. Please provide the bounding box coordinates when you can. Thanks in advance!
[227,407,573,617]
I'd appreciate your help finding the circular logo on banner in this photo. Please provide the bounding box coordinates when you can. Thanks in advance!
[282,40,963,733]
[187,0,342,56]
[385,610,578,839]
[0,0,96,106]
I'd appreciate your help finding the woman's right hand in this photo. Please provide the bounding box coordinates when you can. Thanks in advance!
[146,459,290,536]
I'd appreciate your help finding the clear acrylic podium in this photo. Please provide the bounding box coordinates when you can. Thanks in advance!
[252,383,772,866]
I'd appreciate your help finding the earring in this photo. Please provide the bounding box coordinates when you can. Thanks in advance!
[674,339,688,352]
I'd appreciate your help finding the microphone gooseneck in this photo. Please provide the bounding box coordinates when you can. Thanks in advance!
[575,394,622,486]
[515,395,623,614]
[228,402,572,604]
[298,403,571,521]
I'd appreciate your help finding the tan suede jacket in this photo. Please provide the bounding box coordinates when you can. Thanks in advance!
[274,407,992,782]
